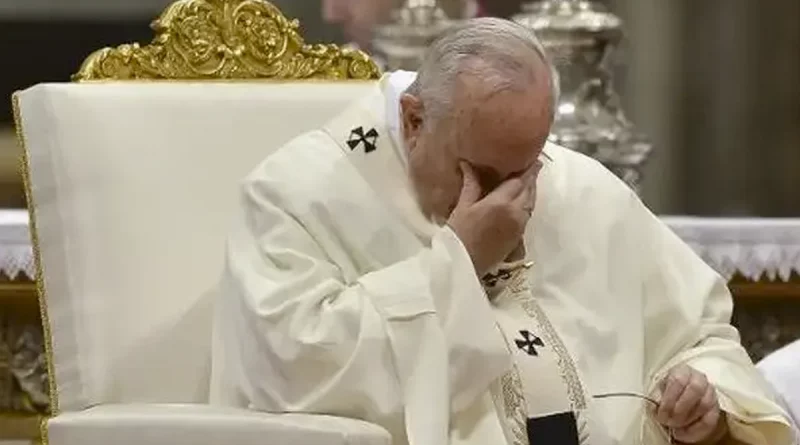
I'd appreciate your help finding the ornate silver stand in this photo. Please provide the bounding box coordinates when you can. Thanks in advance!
[514,0,653,192]
[0,315,48,412]
[372,0,460,71]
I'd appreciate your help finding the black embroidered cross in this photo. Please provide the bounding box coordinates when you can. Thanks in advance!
[515,330,545,356]
[482,269,513,288]
[347,126,379,153]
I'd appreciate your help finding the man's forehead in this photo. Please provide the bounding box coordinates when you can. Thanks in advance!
[456,87,551,172]
[465,91,551,142]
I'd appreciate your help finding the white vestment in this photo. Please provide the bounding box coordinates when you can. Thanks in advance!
[758,340,800,441]
[210,74,794,445]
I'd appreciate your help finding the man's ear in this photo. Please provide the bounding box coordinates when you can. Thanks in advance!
[400,93,424,142]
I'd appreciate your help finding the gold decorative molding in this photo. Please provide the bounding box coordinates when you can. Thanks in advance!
[73,0,381,81]
[0,281,39,318]
[0,413,41,440]
[14,92,54,445]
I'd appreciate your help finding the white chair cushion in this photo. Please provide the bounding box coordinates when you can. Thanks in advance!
[16,81,376,410]
[47,404,391,445]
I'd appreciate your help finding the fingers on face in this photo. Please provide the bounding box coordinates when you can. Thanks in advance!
[460,161,478,183]
[511,179,535,207]
[459,162,482,203]
[534,159,544,176]
[488,160,542,203]
[523,160,543,179]
[493,175,526,201]
[510,163,541,205]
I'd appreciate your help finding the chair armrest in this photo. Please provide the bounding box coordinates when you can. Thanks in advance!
[47,404,391,445]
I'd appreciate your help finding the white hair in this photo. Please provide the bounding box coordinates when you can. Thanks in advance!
[406,17,560,124]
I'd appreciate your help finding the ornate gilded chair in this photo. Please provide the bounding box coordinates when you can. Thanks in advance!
[12,1,390,444]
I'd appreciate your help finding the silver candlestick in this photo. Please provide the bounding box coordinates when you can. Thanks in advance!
[372,0,461,71]
[514,0,653,193]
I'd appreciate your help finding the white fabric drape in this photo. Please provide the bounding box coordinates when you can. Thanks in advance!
[0,209,35,280]
[663,217,800,281]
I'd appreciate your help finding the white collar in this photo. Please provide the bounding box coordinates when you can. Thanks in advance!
[384,70,418,169]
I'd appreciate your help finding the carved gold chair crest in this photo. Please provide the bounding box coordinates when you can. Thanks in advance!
[13,1,387,444]
[73,0,380,81]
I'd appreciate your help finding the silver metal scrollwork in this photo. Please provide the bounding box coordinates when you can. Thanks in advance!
[514,0,653,193]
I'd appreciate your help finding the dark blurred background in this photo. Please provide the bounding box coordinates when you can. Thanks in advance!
[1,0,798,216]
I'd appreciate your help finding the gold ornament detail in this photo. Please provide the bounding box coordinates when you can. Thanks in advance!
[73,0,381,81]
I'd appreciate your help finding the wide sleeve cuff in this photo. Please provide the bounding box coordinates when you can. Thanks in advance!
[686,355,796,445]
[358,226,511,413]
[718,392,796,445]
[429,227,512,412]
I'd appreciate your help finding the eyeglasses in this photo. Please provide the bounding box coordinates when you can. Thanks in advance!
[593,392,659,406]
[592,392,674,443]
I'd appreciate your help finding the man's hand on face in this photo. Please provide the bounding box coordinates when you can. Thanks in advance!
[505,242,527,262]
[447,161,540,276]
[656,364,728,444]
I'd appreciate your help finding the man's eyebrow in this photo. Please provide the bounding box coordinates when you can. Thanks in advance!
[471,163,500,178]
[471,152,553,179]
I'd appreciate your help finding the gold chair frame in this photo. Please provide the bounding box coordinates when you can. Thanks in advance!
[73,0,380,81]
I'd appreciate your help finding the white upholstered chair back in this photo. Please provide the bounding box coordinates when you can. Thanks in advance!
[15,80,376,412]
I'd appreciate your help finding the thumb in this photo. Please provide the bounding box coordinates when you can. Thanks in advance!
[458,162,481,206]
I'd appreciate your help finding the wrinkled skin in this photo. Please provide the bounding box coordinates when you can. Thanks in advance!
[400,63,552,226]
[400,60,553,271]
[656,364,728,444]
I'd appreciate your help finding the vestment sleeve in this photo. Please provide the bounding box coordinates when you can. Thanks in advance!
[221,179,511,443]
[631,190,796,445]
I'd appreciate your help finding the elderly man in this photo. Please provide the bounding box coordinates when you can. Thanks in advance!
[210,18,794,445]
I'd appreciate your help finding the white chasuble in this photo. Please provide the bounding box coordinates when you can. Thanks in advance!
[210,74,796,445]
[484,260,595,445]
